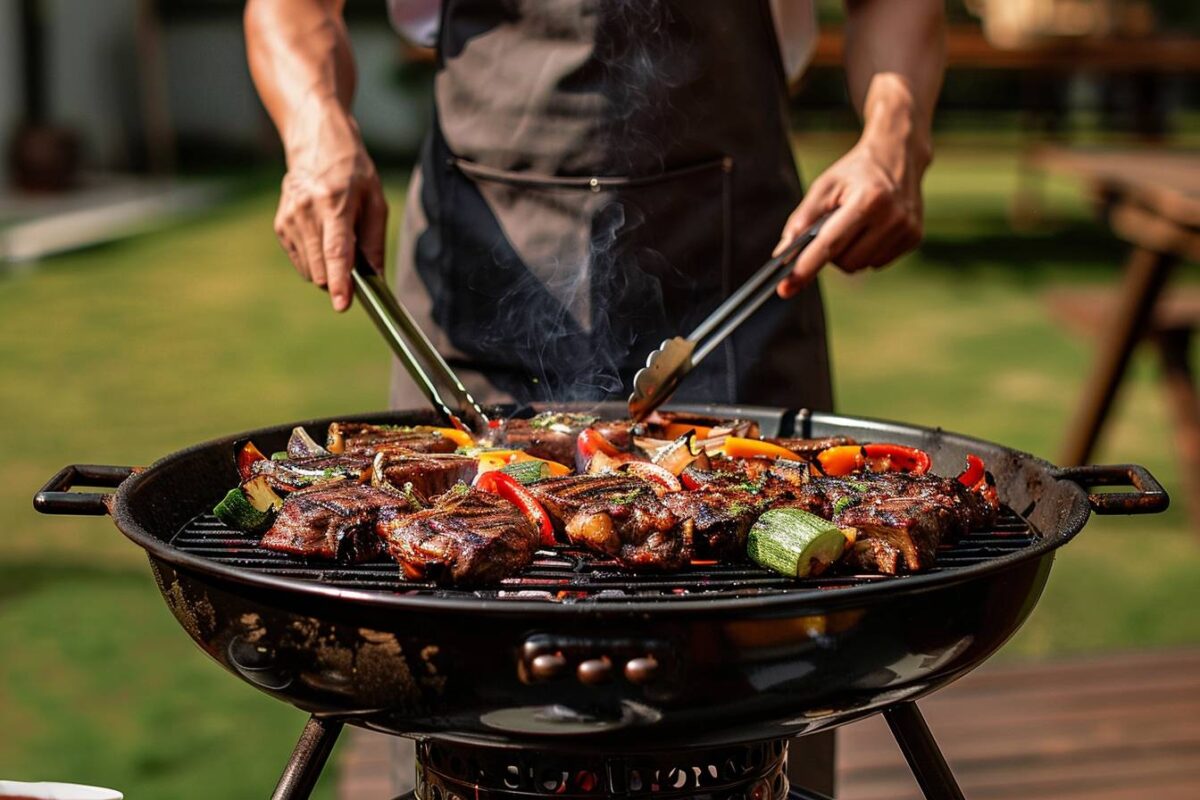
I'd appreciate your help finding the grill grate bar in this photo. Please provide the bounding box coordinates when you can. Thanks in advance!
[168,505,1039,602]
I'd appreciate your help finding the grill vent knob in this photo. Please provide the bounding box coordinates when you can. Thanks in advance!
[577,657,612,685]
[624,656,659,685]
[529,653,567,681]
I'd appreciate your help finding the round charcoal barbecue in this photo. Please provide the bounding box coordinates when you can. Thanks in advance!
[35,402,1167,800]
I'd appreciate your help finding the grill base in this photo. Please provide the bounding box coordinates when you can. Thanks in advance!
[412,738,791,800]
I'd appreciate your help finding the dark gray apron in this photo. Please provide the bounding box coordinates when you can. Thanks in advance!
[390,0,832,412]
[389,5,834,787]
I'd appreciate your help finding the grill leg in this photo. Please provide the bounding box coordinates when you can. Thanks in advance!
[884,702,965,800]
[271,716,344,800]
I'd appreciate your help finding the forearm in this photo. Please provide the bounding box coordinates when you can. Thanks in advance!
[244,0,358,160]
[842,0,945,169]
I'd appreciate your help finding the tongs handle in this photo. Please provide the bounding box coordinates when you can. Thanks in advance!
[688,214,828,365]
[351,252,490,435]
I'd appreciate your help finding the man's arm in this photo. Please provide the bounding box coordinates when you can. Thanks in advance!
[776,0,945,298]
[245,0,387,312]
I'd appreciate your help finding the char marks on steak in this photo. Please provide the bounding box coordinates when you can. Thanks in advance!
[376,488,538,586]
[528,475,692,570]
[372,449,477,498]
[251,453,373,492]
[662,490,772,560]
[260,482,416,562]
[501,412,599,466]
[328,422,458,456]
[797,473,998,574]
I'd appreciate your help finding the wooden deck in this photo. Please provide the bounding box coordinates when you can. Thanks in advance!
[337,648,1200,799]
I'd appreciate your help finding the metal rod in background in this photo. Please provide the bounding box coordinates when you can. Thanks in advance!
[884,702,966,800]
[271,716,343,800]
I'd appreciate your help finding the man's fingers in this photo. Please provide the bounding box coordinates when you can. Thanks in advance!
[774,180,836,257]
[322,217,357,312]
[357,186,389,275]
[297,207,328,291]
[776,207,866,298]
[834,221,897,272]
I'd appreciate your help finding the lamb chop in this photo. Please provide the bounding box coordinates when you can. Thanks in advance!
[260,482,418,562]
[527,475,692,570]
[327,422,459,456]
[371,449,477,498]
[376,488,539,586]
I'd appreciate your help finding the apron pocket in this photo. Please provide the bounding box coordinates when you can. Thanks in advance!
[427,155,733,401]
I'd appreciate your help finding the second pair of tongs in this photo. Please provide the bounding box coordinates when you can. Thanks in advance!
[351,252,491,436]
[628,215,828,421]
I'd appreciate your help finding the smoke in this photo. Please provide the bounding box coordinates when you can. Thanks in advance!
[433,0,704,407]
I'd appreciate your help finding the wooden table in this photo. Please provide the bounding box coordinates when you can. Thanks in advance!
[1034,148,1200,515]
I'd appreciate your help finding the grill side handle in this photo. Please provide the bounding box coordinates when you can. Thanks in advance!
[1055,464,1169,515]
[33,464,137,516]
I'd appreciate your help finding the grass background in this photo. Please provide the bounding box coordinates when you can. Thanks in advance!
[2,135,1198,796]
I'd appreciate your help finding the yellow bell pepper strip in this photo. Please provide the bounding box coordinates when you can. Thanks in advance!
[717,437,804,462]
[476,449,571,477]
[421,426,475,449]
[622,461,682,494]
[474,470,556,546]
[237,441,269,481]
[815,444,862,476]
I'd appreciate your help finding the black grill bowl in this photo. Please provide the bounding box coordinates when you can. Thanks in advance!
[34,404,1167,751]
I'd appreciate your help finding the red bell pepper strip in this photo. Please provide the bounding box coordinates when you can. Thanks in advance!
[474,470,556,546]
[578,428,621,458]
[816,443,931,476]
[622,461,682,494]
[957,454,986,488]
[237,441,269,481]
[863,444,931,475]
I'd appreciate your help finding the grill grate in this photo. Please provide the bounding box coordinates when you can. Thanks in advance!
[169,507,1039,603]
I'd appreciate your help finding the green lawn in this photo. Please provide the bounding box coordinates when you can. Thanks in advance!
[2,138,1198,795]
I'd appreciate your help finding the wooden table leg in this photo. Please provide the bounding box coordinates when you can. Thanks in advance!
[1059,246,1176,466]
[1155,328,1200,533]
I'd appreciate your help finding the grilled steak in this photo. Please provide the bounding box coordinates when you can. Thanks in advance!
[251,454,373,492]
[371,449,477,498]
[662,490,772,560]
[793,473,998,574]
[528,475,692,569]
[376,488,538,585]
[502,412,597,465]
[327,422,459,456]
[260,482,416,562]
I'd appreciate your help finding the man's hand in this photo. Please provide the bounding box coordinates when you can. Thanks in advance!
[774,0,944,299]
[774,97,928,298]
[273,101,387,312]
[246,0,386,312]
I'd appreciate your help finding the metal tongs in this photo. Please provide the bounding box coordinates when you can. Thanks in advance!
[351,252,491,436]
[628,215,828,421]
